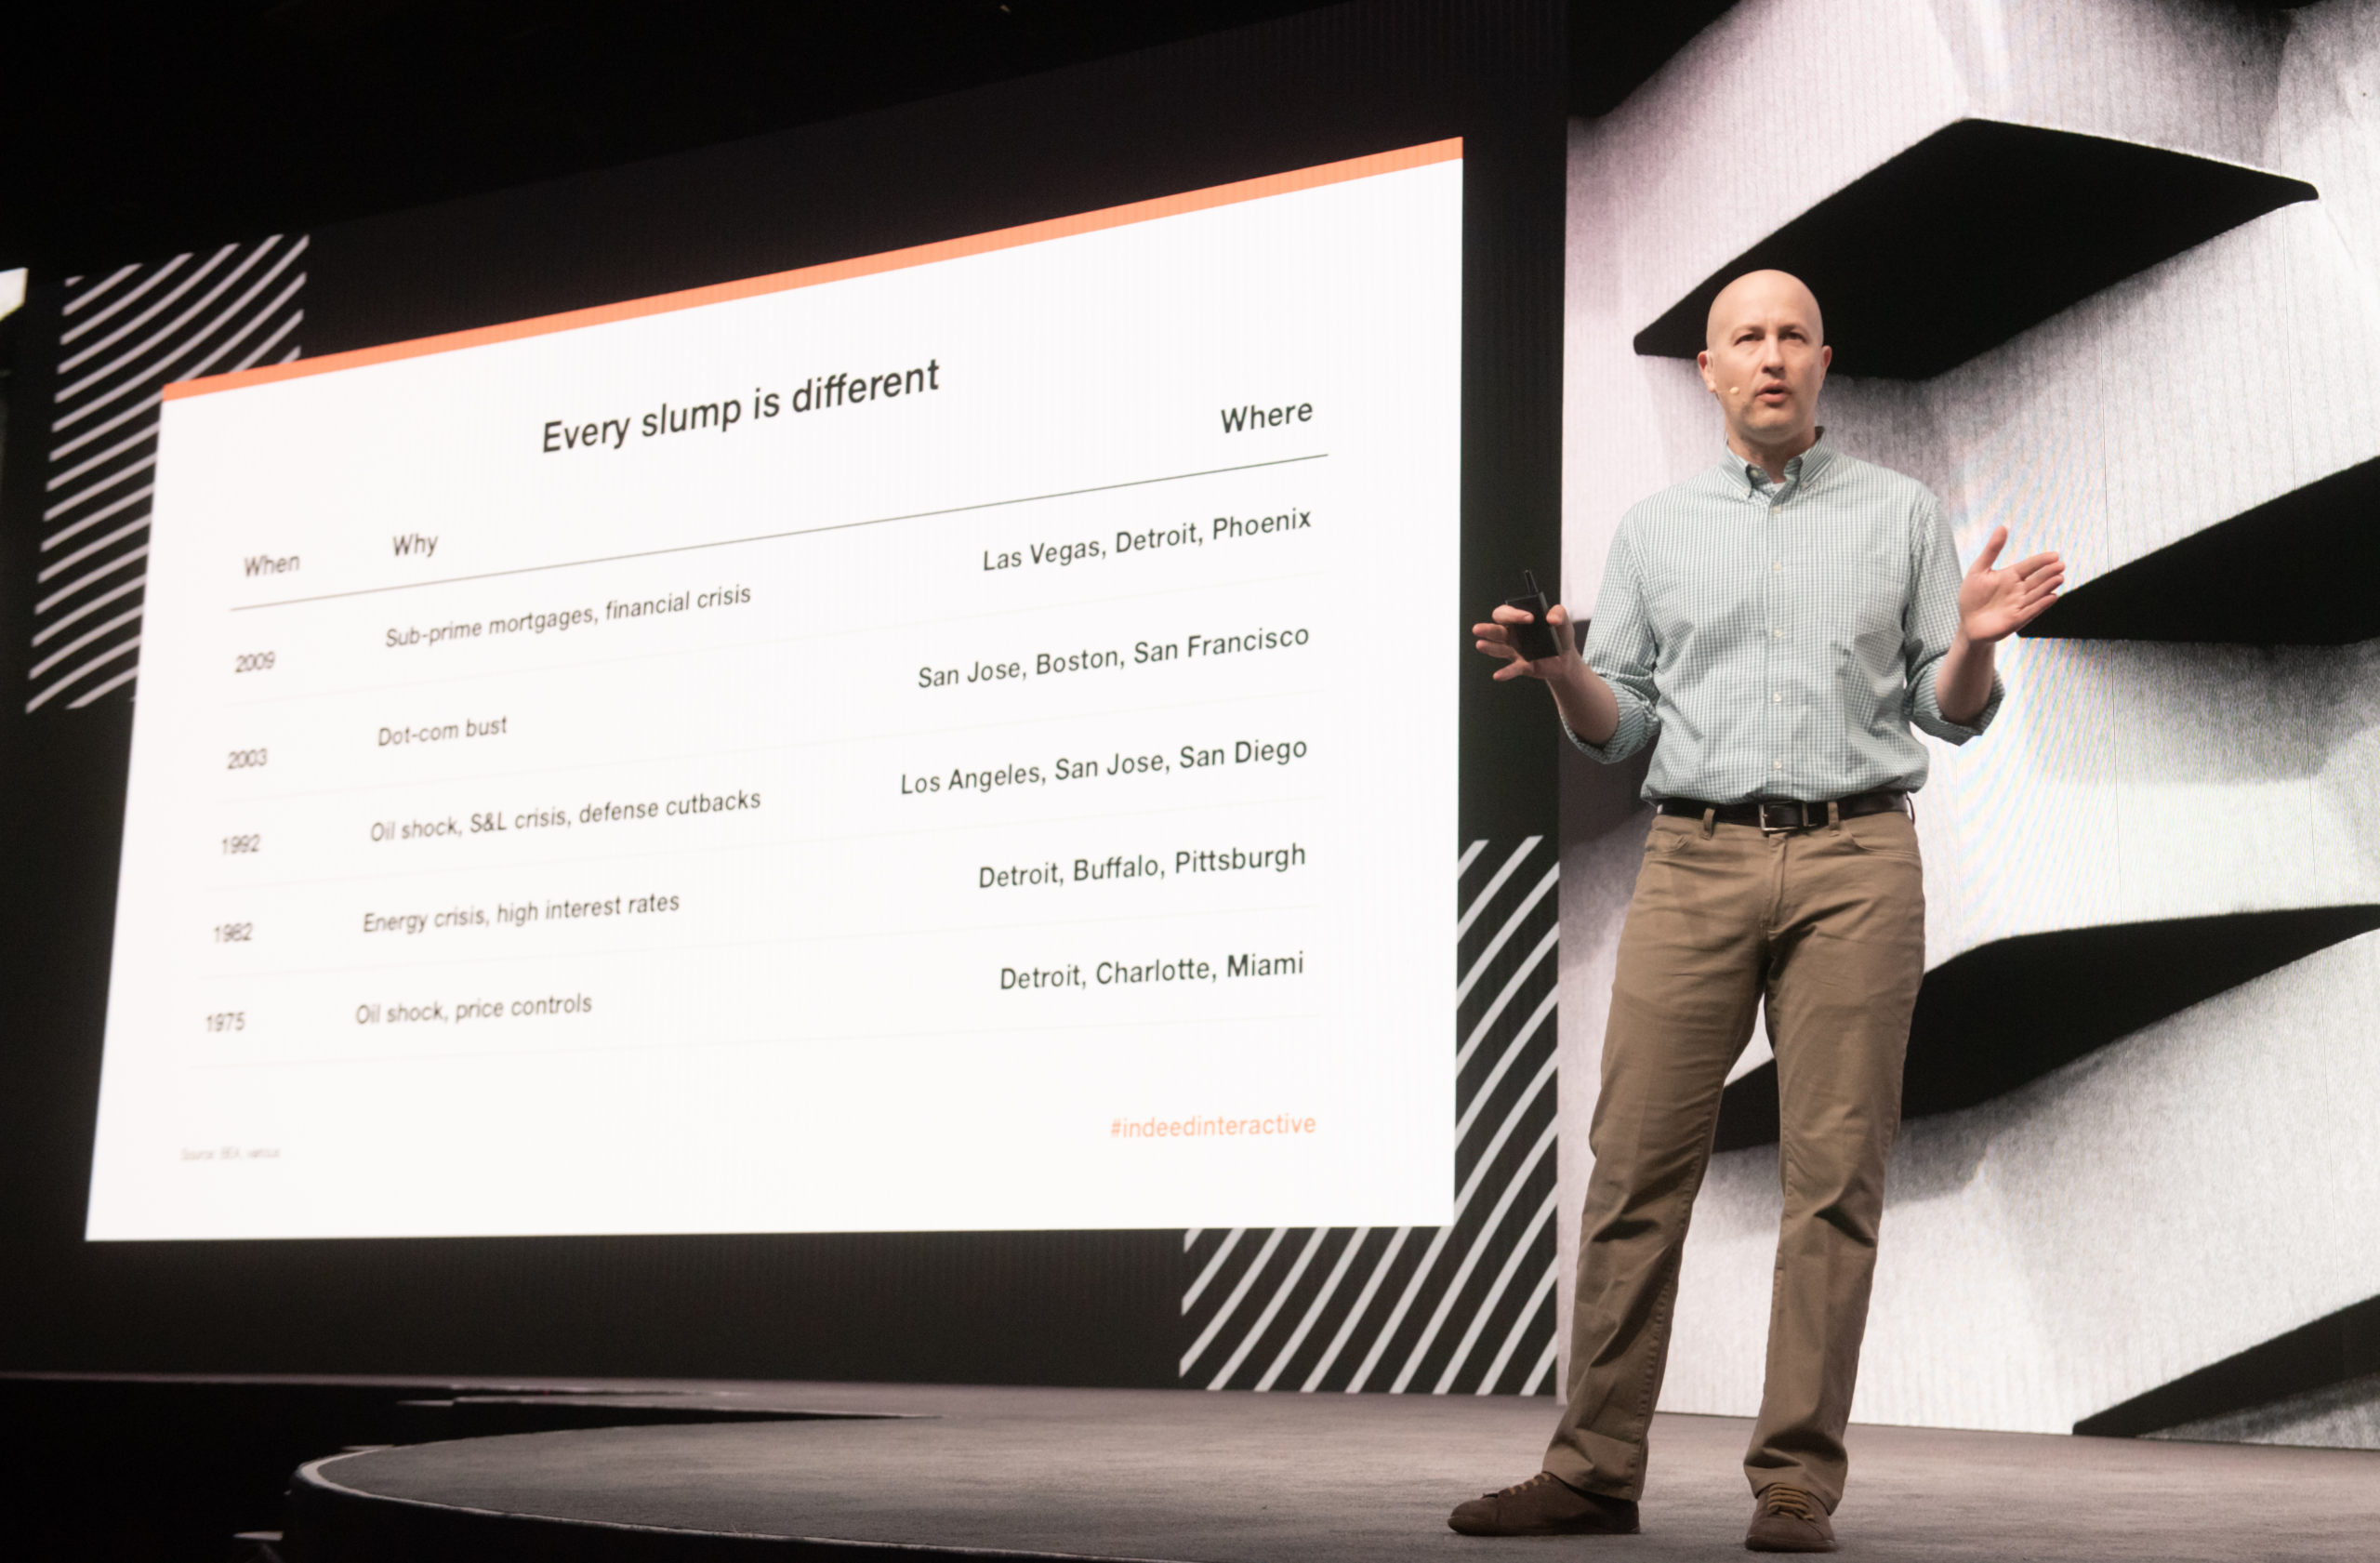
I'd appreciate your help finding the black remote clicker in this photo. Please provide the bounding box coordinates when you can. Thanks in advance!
[1502,569,1561,661]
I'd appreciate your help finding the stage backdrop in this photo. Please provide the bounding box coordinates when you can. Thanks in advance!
[1558,0,2380,1449]
[0,0,1567,1393]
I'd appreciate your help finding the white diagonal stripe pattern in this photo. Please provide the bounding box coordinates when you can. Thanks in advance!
[1456,863,1559,1004]
[27,638,142,712]
[1477,1258,1559,1396]
[1453,1052,1556,1220]
[50,392,165,464]
[53,245,242,393]
[1456,924,1560,1074]
[48,422,160,491]
[69,665,143,709]
[1256,1225,1369,1392]
[42,452,153,521]
[1299,1225,1410,1393]
[1457,836,1540,940]
[60,263,144,324]
[29,607,146,681]
[50,237,307,428]
[1183,1226,1246,1312]
[42,484,155,552]
[1433,1185,1560,1393]
[58,254,207,364]
[36,547,149,616]
[1389,1120,1557,1392]
[1178,1225,1286,1377]
[41,516,152,582]
[33,576,146,646]
[1524,1339,1559,1397]
[1453,989,1558,1145]
[1207,1225,1327,1389]
[1178,838,1559,1396]
[29,236,304,714]
[60,261,183,351]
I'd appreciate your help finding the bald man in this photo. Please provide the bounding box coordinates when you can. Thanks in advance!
[1453,272,2062,1553]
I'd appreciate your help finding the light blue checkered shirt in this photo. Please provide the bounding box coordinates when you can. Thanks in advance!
[1569,433,2002,802]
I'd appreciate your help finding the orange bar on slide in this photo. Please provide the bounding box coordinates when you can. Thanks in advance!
[165,138,1464,403]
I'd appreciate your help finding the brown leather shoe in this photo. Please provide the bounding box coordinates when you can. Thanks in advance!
[1448,1471,1640,1536]
[1744,1486,1835,1552]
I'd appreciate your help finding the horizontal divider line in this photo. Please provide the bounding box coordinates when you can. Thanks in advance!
[230,453,1329,611]
[194,1007,1337,1072]
[208,737,788,807]
[198,684,1326,806]
[218,684,1322,754]
[202,791,1334,893]
[173,894,1329,985]
[211,759,1320,812]
[214,568,1332,709]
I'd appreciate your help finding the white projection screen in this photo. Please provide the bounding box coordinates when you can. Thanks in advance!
[82,141,1465,1241]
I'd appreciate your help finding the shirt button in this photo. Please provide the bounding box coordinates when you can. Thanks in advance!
[1772,629,1784,638]
[1772,693,1781,702]
[1773,760,1783,770]
[1772,563,1782,572]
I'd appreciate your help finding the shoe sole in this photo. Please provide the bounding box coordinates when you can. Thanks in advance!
[1449,1515,1641,1537]
[1744,1535,1837,1553]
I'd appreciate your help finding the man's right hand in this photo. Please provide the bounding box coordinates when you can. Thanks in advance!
[1472,603,1621,746]
[1473,603,1580,682]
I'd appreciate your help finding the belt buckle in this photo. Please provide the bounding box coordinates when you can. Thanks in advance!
[1758,801,1806,835]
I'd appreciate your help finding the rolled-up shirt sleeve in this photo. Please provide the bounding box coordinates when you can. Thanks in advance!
[1563,522,1661,763]
[1904,496,2003,744]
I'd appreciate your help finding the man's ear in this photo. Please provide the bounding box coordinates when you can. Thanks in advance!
[1696,349,1717,393]
[1819,344,1832,370]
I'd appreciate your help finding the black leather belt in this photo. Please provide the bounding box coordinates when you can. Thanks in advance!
[1657,790,1910,833]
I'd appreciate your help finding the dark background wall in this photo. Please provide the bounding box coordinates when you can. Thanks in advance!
[0,2,1731,278]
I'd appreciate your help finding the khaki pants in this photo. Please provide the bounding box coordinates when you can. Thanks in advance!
[1542,805,1925,1514]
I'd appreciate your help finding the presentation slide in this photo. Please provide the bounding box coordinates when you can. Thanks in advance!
[84,141,1464,1240]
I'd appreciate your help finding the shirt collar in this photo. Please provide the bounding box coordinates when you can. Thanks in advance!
[1719,429,1833,496]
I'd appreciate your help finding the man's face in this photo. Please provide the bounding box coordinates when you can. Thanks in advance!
[1697,271,1830,452]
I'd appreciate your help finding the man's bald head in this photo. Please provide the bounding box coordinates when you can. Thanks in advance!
[1697,270,1831,471]
[1704,270,1824,352]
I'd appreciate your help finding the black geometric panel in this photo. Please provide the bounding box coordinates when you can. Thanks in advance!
[2023,456,2380,646]
[1632,120,2316,380]
[1568,1,1739,118]
[1713,905,2380,1152]
[2076,1291,2380,1439]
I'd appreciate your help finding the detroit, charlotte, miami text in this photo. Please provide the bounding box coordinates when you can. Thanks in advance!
[538,358,943,454]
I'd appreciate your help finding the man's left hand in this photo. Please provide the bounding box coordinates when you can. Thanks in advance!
[1958,525,2065,643]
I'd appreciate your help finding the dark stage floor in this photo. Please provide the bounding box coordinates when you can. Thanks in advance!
[290,1380,2380,1562]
